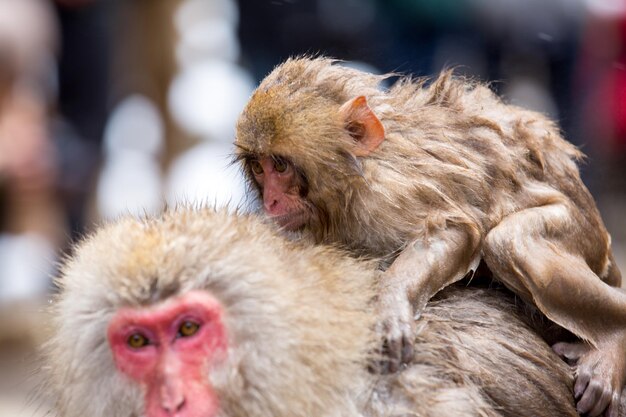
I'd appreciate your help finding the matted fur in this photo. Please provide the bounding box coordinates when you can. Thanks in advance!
[38,208,620,417]
[234,62,626,412]
[235,57,609,268]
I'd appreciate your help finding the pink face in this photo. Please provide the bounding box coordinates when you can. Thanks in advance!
[107,291,227,417]
[249,156,308,230]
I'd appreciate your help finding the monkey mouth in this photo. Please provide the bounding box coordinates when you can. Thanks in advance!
[271,211,308,231]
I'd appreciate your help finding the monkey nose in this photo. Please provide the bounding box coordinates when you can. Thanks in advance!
[161,396,185,416]
[264,200,276,213]
[263,194,279,213]
[160,383,186,415]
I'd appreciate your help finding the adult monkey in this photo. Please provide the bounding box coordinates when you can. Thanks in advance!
[235,57,626,417]
[42,208,606,417]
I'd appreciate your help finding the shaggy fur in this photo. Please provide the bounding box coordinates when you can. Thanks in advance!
[39,208,619,417]
[235,58,626,415]
[235,57,610,268]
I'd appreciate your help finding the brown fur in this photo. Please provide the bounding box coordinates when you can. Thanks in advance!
[235,57,626,415]
[39,208,623,417]
[236,57,602,265]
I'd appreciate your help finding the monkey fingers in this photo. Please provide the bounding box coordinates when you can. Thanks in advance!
[375,296,415,373]
[553,341,624,417]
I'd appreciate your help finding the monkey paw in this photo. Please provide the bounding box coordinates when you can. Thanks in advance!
[553,341,625,417]
[374,296,416,374]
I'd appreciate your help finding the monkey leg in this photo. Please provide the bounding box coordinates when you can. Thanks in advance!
[483,204,626,417]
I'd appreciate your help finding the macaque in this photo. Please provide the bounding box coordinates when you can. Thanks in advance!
[234,57,626,416]
[41,208,610,417]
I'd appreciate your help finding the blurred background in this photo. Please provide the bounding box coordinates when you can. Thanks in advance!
[0,0,624,414]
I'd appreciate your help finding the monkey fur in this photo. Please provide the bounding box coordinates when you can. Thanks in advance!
[39,208,625,417]
[235,57,626,416]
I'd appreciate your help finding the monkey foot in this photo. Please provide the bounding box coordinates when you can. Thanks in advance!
[374,295,415,374]
[553,340,626,417]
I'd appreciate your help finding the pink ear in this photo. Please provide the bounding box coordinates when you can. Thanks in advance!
[339,96,385,157]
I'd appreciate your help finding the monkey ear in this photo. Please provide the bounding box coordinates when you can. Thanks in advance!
[339,96,385,157]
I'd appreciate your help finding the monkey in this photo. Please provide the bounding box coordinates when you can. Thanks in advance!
[39,207,620,417]
[234,56,626,417]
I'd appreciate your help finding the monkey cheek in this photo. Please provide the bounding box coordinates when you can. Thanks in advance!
[268,204,310,231]
[275,212,308,231]
[179,383,220,417]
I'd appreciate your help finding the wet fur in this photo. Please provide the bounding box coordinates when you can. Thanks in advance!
[235,57,611,270]
[235,59,626,415]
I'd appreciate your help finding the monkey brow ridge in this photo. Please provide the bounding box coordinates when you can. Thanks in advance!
[231,144,258,165]
[233,144,289,165]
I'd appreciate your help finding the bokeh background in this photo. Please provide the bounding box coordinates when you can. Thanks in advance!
[0,0,624,414]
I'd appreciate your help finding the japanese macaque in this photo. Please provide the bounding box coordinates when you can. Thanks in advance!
[234,57,626,416]
[41,208,616,417]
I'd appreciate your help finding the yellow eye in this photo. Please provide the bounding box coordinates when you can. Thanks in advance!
[274,158,288,173]
[179,321,200,338]
[127,333,149,349]
[249,160,263,175]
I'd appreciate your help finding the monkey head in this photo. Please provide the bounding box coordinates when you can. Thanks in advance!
[235,57,390,245]
[43,208,376,417]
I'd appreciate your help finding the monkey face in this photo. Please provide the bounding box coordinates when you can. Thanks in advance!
[245,155,311,231]
[107,290,227,417]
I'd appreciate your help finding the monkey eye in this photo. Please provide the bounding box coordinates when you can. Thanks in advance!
[273,157,288,173]
[249,159,263,175]
[178,320,200,338]
[127,333,150,349]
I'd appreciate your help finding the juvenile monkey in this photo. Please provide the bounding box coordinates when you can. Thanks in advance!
[235,57,626,417]
[41,207,599,417]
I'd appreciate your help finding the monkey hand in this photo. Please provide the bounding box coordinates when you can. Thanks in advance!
[553,337,626,417]
[373,290,416,374]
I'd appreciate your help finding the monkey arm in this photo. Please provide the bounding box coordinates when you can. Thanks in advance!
[375,226,480,372]
[382,226,481,315]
